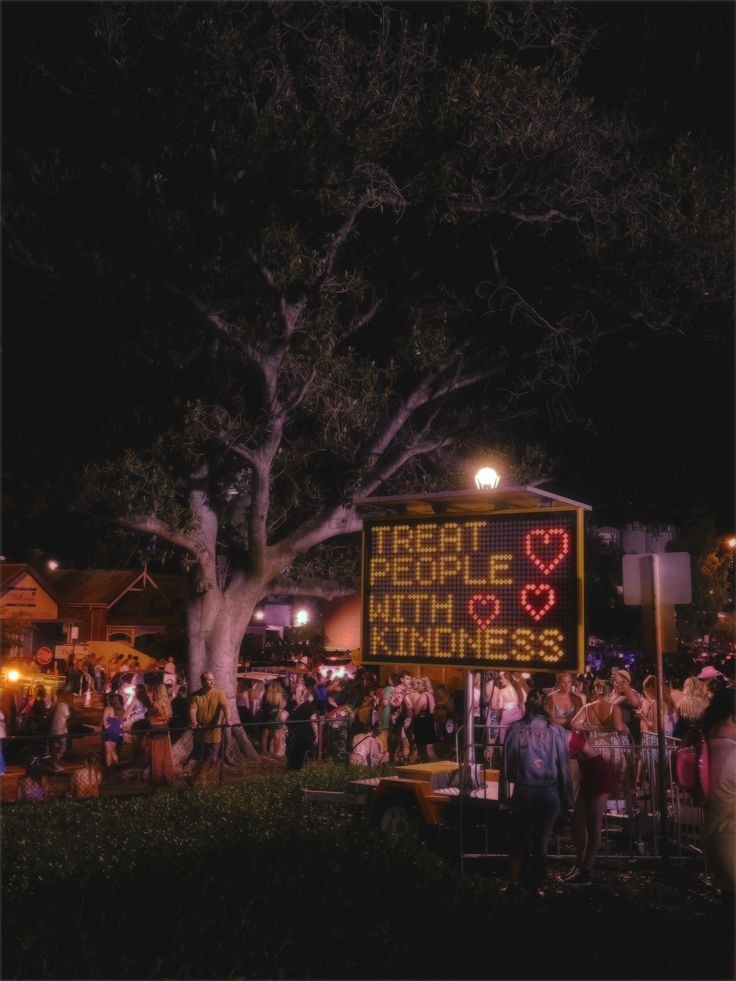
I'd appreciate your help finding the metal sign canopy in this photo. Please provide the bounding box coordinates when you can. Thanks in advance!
[353,485,592,517]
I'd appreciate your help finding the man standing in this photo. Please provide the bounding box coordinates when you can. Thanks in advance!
[188,672,229,785]
[48,692,72,772]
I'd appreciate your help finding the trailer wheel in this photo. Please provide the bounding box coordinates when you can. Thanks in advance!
[371,794,422,838]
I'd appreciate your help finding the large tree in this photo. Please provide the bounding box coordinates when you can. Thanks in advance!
[3,3,732,742]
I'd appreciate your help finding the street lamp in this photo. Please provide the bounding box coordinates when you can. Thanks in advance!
[474,467,500,490]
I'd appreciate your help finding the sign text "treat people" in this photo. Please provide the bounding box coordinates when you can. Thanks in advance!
[361,512,581,671]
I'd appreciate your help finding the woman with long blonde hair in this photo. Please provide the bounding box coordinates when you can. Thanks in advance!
[147,682,174,787]
[673,676,711,741]
[261,681,286,756]
[407,677,437,762]
[545,672,583,729]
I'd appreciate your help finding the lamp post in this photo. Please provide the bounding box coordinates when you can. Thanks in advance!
[727,536,736,619]
[465,465,502,772]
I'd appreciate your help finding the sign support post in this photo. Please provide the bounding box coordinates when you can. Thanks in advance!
[644,554,671,867]
[463,669,475,781]
[627,551,692,870]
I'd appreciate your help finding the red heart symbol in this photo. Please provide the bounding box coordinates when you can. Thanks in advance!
[520,584,556,622]
[468,593,501,629]
[525,528,570,576]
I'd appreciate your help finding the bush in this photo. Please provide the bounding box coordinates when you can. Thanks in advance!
[1,763,726,980]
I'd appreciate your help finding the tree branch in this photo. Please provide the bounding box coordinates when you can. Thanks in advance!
[268,505,362,573]
[359,435,454,498]
[163,282,260,362]
[366,352,504,459]
[116,514,205,558]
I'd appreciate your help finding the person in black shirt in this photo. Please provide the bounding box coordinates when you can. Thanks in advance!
[286,697,322,770]
[170,686,189,744]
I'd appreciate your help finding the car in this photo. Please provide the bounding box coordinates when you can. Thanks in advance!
[315,650,357,679]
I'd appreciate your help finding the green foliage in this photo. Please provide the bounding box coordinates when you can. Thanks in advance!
[4,3,732,662]
[1,762,726,980]
[668,506,732,640]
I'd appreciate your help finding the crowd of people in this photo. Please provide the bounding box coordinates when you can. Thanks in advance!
[6,656,733,894]
[497,664,735,906]
[4,649,734,946]
[234,668,456,771]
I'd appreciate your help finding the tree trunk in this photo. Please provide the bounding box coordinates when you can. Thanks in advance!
[185,575,261,763]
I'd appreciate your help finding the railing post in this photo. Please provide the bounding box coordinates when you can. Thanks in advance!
[219,723,226,785]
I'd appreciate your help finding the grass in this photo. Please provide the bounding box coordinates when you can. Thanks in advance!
[2,763,730,980]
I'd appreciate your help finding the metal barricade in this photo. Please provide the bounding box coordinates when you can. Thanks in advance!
[452,722,705,865]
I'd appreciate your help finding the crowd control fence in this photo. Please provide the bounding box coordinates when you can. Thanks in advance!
[2,717,707,873]
[453,722,705,868]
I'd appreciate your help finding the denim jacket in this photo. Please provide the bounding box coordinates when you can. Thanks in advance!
[500,715,573,810]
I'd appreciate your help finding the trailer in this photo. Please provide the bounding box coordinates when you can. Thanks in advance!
[303,760,511,849]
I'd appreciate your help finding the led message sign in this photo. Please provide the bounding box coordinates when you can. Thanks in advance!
[361,511,583,672]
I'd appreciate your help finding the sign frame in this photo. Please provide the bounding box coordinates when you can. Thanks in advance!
[360,504,586,676]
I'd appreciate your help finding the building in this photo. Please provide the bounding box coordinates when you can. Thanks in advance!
[1,562,185,662]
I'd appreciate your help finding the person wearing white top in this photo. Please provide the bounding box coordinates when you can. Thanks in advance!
[49,694,72,771]
[490,672,528,744]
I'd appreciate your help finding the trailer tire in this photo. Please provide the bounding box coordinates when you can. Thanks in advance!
[371,793,423,839]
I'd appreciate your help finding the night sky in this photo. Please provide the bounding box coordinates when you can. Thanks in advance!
[1,2,734,566]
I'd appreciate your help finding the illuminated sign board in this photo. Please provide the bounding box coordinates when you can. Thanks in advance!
[361,510,583,673]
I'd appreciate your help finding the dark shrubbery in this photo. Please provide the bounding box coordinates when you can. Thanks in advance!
[2,764,726,979]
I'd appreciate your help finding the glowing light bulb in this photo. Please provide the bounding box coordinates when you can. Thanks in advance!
[474,467,500,490]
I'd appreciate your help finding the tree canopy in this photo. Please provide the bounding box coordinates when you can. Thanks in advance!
[3,2,732,688]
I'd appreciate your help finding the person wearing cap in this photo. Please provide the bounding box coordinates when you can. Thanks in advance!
[698,665,726,695]
[610,669,642,743]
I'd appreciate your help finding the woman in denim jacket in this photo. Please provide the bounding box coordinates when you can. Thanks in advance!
[501,687,573,895]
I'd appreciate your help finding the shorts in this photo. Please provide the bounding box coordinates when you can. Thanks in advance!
[49,735,66,752]
[509,785,561,831]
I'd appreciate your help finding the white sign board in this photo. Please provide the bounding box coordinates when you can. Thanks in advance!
[622,552,692,606]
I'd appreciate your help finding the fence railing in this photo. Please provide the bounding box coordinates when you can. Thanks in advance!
[2,717,707,868]
[1,714,360,794]
[452,722,704,863]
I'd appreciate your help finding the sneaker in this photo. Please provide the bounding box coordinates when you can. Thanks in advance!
[567,868,592,885]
